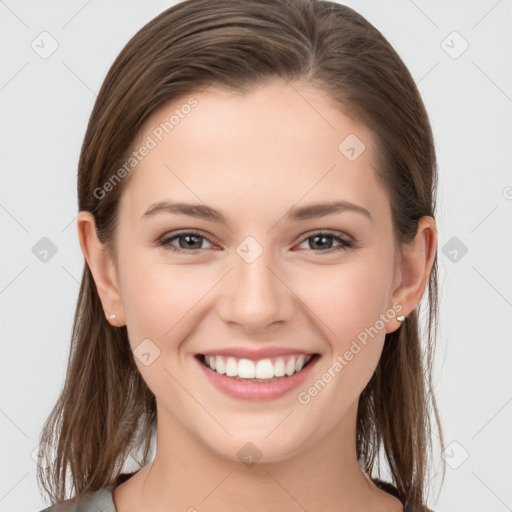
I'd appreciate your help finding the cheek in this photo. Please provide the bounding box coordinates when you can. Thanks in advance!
[295,253,393,390]
[121,260,207,344]
[119,258,212,399]
[301,257,392,338]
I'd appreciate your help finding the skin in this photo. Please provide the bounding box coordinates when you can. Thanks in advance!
[78,79,436,512]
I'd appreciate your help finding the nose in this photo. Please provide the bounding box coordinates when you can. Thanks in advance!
[217,243,296,334]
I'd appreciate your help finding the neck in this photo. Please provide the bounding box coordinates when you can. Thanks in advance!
[122,400,386,512]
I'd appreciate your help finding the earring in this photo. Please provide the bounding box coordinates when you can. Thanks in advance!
[109,314,116,319]
[397,315,405,323]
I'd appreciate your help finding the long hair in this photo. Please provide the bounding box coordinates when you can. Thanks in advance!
[37,1,446,509]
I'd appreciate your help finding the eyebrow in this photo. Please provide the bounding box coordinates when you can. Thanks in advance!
[142,200,372,223]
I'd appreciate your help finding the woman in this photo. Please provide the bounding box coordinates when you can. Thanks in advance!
[37,0,445,510]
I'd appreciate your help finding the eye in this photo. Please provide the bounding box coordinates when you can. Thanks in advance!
[296,230,354,253]
[157,229,354,254]
[157,230,215,253]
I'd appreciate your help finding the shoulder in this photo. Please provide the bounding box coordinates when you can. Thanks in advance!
[37,486,116,512]
[371,478,436,512]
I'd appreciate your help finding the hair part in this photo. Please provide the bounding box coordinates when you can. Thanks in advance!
[37,1,445,509]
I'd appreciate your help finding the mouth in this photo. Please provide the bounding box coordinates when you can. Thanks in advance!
[195,353,320,383]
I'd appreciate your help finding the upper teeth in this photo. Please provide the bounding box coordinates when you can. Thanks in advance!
[204,354,312,379]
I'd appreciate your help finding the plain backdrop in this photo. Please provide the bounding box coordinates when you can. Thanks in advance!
[1,1,511,511]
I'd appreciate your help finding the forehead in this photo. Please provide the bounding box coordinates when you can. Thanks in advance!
[119,80,389,226]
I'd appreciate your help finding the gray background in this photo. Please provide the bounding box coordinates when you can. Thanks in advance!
[1,1,511,511]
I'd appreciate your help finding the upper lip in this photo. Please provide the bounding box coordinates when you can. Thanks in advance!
[198,346,317,361]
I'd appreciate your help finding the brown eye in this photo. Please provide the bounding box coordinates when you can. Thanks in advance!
[297,231,353,253]
[158,231,214,253]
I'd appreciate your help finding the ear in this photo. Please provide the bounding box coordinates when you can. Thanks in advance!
[77,211,125,326]
[386,215,437,333]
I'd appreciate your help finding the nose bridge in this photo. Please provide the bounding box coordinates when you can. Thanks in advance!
[219,235,294,331]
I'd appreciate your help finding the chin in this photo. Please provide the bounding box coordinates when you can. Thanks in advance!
[196,422,316,467]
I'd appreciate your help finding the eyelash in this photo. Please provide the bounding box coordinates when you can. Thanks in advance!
[156,229,354,254]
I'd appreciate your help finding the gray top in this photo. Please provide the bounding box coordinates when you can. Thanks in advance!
[38,476,426,511]
[38,486,116,512]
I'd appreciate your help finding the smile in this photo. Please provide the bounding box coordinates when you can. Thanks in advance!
[199,353,315,381]
[195,353,320,400]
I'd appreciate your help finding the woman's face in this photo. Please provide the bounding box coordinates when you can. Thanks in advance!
[90,80,412,462]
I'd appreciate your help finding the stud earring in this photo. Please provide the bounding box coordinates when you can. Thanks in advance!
[109,314,116,319]
[397,315,405,323]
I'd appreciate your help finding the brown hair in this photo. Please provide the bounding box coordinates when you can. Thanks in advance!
[37,0,445,509]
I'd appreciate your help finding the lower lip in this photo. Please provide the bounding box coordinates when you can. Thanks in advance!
[195,354,320,401]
